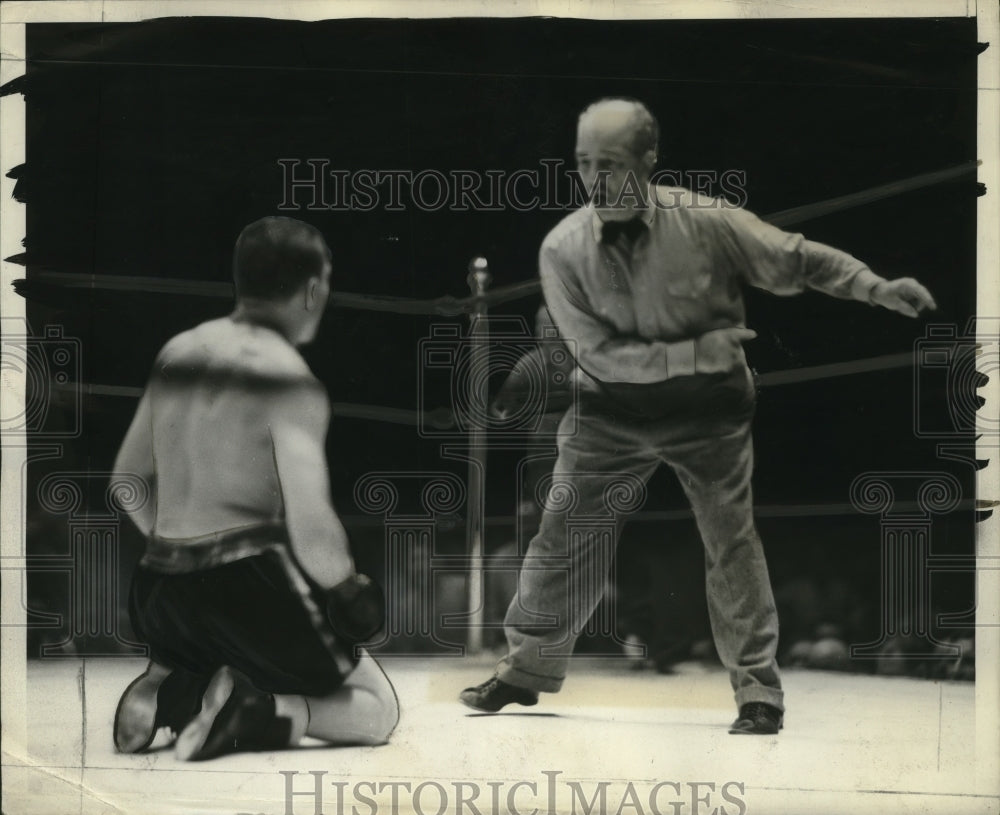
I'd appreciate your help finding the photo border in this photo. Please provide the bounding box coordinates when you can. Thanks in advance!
[1,1,997,812]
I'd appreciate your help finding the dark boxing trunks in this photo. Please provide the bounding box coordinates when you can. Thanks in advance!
[129,524,357,697]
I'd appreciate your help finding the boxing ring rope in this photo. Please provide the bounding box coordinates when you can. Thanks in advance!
[59,349,916,407]
[12,160,980,654]
[10,159,977,314]
[14,159,978,425]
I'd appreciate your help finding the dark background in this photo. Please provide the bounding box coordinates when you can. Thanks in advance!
[15,16,980,664]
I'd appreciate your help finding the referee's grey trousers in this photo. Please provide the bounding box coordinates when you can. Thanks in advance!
[497,378,784,712]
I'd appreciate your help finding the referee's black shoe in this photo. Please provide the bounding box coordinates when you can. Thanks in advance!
[459,676,539,712]
[728,702,783,735]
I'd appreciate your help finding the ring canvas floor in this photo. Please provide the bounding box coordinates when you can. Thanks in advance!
[1,655,993,815]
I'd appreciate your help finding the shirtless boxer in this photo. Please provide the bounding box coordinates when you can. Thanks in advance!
[112,216,398,760]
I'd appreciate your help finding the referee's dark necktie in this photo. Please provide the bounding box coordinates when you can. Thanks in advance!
[600,217,647,245]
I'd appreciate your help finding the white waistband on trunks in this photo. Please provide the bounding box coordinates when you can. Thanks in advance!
[140,522,289,574]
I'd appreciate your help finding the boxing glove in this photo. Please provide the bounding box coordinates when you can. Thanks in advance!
[325,573,385,643]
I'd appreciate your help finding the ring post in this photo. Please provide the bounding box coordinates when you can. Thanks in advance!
[465,257,491,654]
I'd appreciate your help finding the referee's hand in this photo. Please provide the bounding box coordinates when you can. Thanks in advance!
[869,278,937,318]
[694,327,757,375]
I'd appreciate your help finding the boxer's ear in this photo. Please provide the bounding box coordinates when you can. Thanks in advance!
[304,276,320,310]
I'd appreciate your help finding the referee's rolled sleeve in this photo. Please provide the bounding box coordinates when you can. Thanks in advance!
[721,206,886,302]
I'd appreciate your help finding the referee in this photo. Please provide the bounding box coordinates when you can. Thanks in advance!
[460,97,936,734]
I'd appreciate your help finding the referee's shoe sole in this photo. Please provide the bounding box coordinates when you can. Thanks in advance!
[175,666,291,761]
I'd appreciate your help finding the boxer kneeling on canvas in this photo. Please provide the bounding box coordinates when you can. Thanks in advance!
[112,216,398,761]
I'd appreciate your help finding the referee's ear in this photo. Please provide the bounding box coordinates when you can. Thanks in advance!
[640,148,657,177]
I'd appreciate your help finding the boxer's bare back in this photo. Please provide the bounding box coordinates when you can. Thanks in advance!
[115,316,352,588]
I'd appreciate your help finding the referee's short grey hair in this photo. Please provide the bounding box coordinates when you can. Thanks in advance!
[578,97,659,157]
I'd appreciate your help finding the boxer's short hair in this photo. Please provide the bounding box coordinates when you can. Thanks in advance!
[233,216,332,300]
